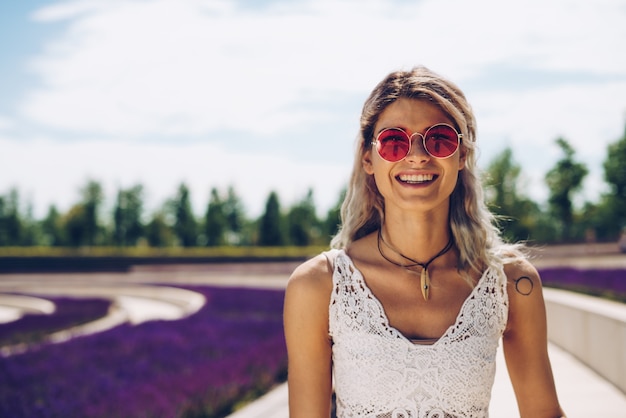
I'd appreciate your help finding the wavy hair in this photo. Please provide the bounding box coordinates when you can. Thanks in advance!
[330,66,517,275]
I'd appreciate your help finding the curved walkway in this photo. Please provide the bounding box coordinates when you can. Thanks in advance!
[0,276,206,355]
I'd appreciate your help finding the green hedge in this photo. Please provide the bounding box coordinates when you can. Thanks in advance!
[0,246,328,273]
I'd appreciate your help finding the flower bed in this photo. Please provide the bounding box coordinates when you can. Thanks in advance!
[0,286,287,418]
[0,297,111,347]
[540,267,626,302]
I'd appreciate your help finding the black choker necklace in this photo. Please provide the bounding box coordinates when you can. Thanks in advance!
[377,228,454,301]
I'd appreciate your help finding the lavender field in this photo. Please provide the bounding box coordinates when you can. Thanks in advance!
[0,297,111,347]
[0,286,287,418]
[540,267,626,302]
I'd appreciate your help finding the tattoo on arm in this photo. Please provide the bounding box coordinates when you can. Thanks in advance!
[514,276,534,296]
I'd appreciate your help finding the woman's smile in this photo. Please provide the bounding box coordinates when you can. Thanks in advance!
[396,172,437,185]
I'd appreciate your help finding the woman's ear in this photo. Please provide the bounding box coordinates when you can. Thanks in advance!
[458,146,467,171]
[362,149,375,175]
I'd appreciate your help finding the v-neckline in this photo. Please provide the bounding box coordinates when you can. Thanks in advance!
[337,249,491,348]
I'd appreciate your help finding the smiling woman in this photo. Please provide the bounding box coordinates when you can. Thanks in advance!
[284,66,567,418]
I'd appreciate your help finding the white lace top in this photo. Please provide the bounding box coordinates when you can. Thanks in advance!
[328,250,509,418]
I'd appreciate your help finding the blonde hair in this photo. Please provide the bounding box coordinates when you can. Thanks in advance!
[331,66,516,275]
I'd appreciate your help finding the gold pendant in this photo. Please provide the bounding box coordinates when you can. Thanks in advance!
[420,268,430,300]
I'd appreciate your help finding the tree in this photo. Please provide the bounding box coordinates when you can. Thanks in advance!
[113,185,144,246]
[485,148,521,211]
[145,210,175,247]
[171,183,198,247]
[578,198,616,242]
[484,148,543,242]
[324,187,346,241]
[258,191,284,246]
[603,123,626,231]
[63,204,88,247]
[20,202,38,246]
[0,189,22,246]
[41,205,64,246]
[60,180,104,247]
[545,138,588,241]
[80,180,104,246]
[223,186,245,244]
[286,188,319,246]
[204,188,226,246]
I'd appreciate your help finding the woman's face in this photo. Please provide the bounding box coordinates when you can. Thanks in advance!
[362,97,466,215]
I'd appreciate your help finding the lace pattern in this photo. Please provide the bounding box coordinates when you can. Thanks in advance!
[329,250,509,418]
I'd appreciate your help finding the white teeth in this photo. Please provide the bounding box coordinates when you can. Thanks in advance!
[398,173,434,183]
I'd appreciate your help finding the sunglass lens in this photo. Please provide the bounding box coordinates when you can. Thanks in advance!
[424,125,459,158]
[377,129,410,162]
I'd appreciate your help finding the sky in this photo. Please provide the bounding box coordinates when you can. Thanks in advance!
[1,0,625,220]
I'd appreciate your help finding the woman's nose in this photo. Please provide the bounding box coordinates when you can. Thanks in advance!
[405,134,431,163]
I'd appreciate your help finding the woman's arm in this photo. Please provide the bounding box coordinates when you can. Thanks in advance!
[502,259,566,418]
[284,255,334,417]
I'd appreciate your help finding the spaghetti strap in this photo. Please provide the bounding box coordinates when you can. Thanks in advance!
[322,248,341,273]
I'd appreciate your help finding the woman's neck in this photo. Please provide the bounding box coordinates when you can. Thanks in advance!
[381,207,452,264]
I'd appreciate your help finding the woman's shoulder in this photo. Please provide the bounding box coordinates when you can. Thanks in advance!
[286,233,375,295]
[286,252,336,298]
[495,244,537,282]
[500,253,545,305]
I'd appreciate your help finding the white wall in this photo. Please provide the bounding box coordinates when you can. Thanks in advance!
[544,288,626,394]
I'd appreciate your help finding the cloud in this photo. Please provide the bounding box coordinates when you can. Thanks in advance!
[475,80,626,154]
[22,0,410,137]
[0,115,13,131]
[20,0,625,138]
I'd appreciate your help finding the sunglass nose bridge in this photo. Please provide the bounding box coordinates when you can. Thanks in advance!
[406,132,430,160]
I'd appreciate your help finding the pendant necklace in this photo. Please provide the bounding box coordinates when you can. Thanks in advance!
[377,228,454,301]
